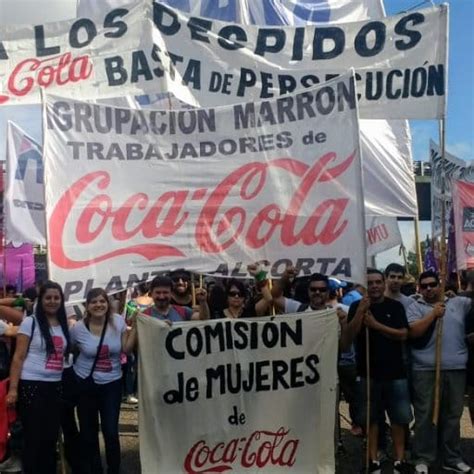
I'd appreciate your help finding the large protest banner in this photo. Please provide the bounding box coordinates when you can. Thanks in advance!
[78,0,386,25]
[149,3,448,119]
[138,309,338,473]
[452,180,474,270]
[5,122,46,245]
[0,1,154,105]
[430,141,474,237]
[43,72,366,302]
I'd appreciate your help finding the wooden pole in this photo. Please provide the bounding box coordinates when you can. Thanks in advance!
[268,278,276,316]
[414,217,423,276]
[191,273,196,307]
[365,326,371,473]
[433,118,447,426]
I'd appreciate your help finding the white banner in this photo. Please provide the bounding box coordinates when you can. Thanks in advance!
[0,1,154,105]
[5,121,46,245]
[138,310,339,473]
[366,216,402,256]
[79,0,386,25]
[430,141,474,237]
[43,73,366,302]
[149,3,448,119]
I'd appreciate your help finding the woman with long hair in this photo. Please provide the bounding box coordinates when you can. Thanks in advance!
[6,281,70,474]
[72,288,136,474]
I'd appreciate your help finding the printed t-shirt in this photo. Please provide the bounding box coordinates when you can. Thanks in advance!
[19,316,67,382]
[71,314,126,384]
[407,296,472,371]
[143,305,192,322]
[348,297,408,380]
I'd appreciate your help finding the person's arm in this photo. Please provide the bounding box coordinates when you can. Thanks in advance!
[271,266,297,313]
[255,283,273,316]
[192,288,209,320]
[364,311,408,341]
[6,333,29,406]
[122,313,138,354]
[408,302,444,338]
[0,305,23,325]
[344,297,370,344]
[337,308,351,352]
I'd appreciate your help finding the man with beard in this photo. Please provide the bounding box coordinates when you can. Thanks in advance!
[143,276,209,322]
[407,271,472,474]
[169,269,193,308]
[345,269,411,474]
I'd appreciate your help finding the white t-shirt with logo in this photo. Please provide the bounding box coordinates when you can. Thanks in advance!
[71,314,126,385]
[19,316,67,382]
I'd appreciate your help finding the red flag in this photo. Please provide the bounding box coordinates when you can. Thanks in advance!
[452,180,474,270]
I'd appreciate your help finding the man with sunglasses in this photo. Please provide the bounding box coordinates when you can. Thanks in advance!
[169,269,193,308]
[407,271,472,474]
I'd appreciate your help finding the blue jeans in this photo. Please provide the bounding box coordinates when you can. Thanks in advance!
[77,378,122,474]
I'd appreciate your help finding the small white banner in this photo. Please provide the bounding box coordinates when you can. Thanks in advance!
[5,122,46,245]
[137,310,339,473]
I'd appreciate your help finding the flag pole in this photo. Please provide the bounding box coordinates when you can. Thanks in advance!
[433,118,447,426]
[414,217,423,276]
[365,326,371,473]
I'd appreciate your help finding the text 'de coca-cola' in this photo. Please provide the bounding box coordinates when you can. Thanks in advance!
[48,151,355,270]
[183,427,299,473]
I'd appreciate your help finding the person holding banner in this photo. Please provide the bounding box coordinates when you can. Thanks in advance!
[6,281,71,474]
[142,276,209,322]
[345,269,411,474]
[407,271,472,473]
[71,288,138,474]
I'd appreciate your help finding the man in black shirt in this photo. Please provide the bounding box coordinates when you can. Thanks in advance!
[346,269,411,473]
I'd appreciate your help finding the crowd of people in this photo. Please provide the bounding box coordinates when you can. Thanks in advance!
[0,263,472,474]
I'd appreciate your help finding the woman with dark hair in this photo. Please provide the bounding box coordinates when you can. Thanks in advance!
[71,288,137,474]
[6,281,70,474]
[217,276,272,319]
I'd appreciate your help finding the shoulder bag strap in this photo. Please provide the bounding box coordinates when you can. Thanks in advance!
[88,317,108,378]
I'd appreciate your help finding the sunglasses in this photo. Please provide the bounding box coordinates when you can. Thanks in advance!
[172,276,189,283]
[228,291,243,298]
[309,287,328,293]
[420,282,438,290]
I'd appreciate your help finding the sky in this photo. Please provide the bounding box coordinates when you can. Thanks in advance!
[0,0,472,270]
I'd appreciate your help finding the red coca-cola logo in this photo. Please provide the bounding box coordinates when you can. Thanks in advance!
[0,52,92,104]
[183,427,299,473]
[49,151,355,269]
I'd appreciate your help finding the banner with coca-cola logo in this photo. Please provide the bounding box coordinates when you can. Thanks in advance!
[43,72,366,303]
[149,2,448,119]
[0,1,154,105]
[452,180,474,270]
[137,309,339,473]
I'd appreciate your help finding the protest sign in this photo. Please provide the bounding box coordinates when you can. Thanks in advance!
[0,1,154,105]
[78,0,385,25]
[5,122,46,245]
[430,141,474,237]
[148,3,448,119]
[366,216,401,256]
[452,180,474,270]
[43,72,366,302]
[138,309,339,473]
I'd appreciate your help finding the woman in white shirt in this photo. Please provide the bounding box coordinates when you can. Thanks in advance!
[6,281,70,474]
[71,288,136,474]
